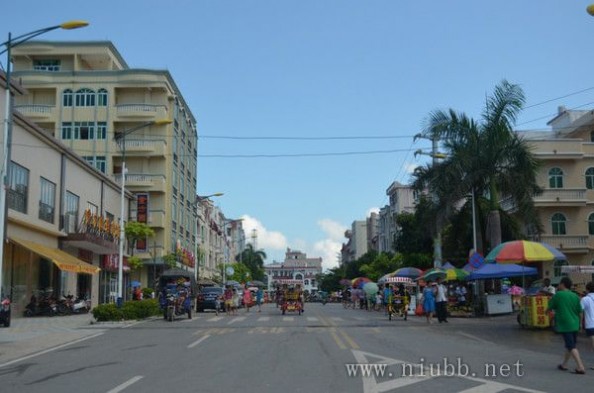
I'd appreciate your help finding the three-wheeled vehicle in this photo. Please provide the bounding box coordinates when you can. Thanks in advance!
[158,268,196,322]
[280,287,303,315]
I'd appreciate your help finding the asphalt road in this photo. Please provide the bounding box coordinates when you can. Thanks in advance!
[0,303,592,392]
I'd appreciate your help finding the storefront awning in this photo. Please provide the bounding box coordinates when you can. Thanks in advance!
[10,237,101,274]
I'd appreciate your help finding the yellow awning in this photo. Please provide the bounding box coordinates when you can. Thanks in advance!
[11,237,101,274]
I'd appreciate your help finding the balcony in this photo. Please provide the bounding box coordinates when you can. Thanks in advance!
[14,104,54,119]
[148,210,166,228]
[115,104,168,119]
[115,174,166,193]
[529,140,583,160]
[533,189,587,207]
[117,138,166,157]
[538,235,590,254]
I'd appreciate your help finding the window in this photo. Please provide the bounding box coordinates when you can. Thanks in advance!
[97,122,107,140]
[172,197,178,226]
[98,89,108,106]
[589,213,594,235]
[172,135,178,162]
[33,59,60,71]
[591,131,594,143]
[61,122,72,139]
[551,213,567,235]
[82,156,106,173]
[61,122,105,140]
[7,162,29,213]
[548,168,564,188]
[64,191,80,233]
[63,89,73,107]
[87,202,98,215]
[39,177,56,223]
[554,260,568,277]
[75,121,94,140]
[587,168,594,190]
[75,88,95,107]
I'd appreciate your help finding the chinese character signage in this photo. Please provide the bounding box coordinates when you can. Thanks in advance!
[136,193,149,251]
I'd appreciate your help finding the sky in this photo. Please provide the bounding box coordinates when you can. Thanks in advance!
[4,1,594,270]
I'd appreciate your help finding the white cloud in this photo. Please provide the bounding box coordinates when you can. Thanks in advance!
[313,238,342,271]
[240,215,287,253]
[317,218,346,241]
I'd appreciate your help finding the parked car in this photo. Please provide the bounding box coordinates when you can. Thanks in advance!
[196,286,224,312]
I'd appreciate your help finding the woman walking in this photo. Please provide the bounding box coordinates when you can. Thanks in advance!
[422,282,437,324]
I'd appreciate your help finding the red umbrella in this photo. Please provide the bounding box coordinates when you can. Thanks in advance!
[352,277,371,288]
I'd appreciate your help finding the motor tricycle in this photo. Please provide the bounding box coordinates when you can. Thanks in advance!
[158,268,196,322]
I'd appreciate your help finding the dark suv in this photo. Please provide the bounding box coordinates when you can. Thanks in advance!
[196,286,224,312]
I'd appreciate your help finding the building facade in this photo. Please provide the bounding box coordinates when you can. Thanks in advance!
[10,41,198,287]
[1,72,133,314]
[340,220,368,265]
[264,249,322,294]
[378,181,417,254]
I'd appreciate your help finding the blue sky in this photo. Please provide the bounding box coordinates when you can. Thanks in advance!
[5,1,594,269]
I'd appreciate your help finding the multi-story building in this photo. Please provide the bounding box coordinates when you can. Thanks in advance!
[10,41,198,287]
[1,72,133,314]
[340,220,368,265]
[264,249,322,294]
[378,181,417,254]
[514,106,594,286]
[367,212,379,252]
[196,197,245,281]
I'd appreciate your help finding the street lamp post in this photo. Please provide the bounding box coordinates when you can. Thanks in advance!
[115,119,171,307]
[0,21,88,297]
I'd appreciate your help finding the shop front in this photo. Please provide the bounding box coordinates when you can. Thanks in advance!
[4,237,100,317]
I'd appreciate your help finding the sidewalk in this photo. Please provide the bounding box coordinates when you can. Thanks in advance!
[0,314,137,365]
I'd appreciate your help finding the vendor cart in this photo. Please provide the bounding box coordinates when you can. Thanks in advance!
[517,295,552,329]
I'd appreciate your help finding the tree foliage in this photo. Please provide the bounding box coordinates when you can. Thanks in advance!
[237,243,266,281]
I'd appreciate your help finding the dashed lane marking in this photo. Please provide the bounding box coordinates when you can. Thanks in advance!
[106,376,144,393]
[227,317,246,325]
[187,335,210,349]
[307,317,319,322]
[282,316,294,322]
[257,316,270,322]
[207,316,223,322]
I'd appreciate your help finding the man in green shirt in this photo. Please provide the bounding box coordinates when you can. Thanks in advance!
[548,277,586,374]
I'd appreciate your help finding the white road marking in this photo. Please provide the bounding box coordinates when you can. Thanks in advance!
[331,317,344,321]
[307,317,319,322]
[351,350,544,393]
[106,376,144,393]
[0,332,104,369]
[458,332,497,346]
[282,316,294,322]
[257,316,270,322]
[227,317,246,325]
[187,335,210,349]
[207,316,223,322]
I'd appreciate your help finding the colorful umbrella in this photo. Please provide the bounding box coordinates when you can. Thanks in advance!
[352,277,371,288]
[363,282,379,297]
[391,267,423,279]
[419,268,446,282]
[445,268,469,282]
[485,240,566,263]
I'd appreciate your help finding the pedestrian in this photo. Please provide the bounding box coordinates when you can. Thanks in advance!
[540,278,557,296]
[215,294,222,316]
[548,277,586,374]
[455,284,467,307]
[580,281,594,370]
[223,285,234,316]
[232,288,240,315]
[422,282,436,324]
[256,287,263,312]
[243,285,252,313]
[383,284,393,314]
[375,291,382,311]
[435,278,448,323]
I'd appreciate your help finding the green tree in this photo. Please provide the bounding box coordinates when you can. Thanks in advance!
[229,262,252,283]
[162,253,178,269]
[237,243,266,281]
[318,266,345,292]
[413,80,541,254]
[125,221,155,256]
[360,252,400,282]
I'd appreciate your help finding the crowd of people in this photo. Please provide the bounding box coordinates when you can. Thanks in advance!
[219,284,263,316]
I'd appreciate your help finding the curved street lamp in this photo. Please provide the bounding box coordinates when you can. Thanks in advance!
[587,5,594,16]
[115,119,171,306]
[0,21,89,298]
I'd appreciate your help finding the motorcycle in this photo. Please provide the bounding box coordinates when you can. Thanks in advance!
[0,297,10,327]
[24,293,58,317]
[158,268,195,322]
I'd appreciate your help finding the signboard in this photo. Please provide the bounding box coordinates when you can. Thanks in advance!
[522,295,550,328]
[136,193,149,251]
[469,252,485,270]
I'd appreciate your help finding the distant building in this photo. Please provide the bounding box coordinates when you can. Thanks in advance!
[341,220,368,264]
[264,249,322,294]
[378,181,417,253]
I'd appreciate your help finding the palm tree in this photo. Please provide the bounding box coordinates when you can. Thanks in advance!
[238,243,267,281]
[414,80,541,253]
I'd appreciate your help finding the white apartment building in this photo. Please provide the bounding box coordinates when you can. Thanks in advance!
[264,249,322,294]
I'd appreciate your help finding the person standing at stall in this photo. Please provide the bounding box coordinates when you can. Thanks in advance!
[422,282,437,324]
[548,277,586,374]
[435,278,448,323]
